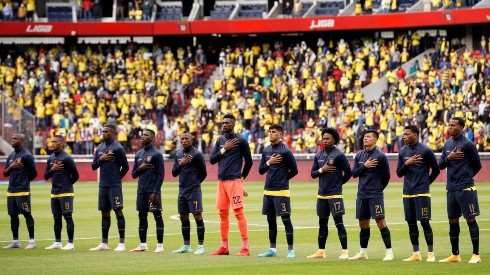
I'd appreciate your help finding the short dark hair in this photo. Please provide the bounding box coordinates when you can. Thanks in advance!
[269,124,283,133]
[53,135,65,143]
[404,125,419,136]
[104,124,117,133]
[223,114,236,121]
[450,116,465,127]
[321,127,340,145]
[144,129,155,138]
[364,129,379,139]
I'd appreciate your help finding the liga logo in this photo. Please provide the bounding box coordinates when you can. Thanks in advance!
[26,24,53,33]
[309,19,335,30]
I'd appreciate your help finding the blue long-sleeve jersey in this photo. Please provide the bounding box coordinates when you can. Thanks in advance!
[3,147,37,192]
[131,145,164,193]
[311,146,352,196]
[91,139,129,187]
[210,134,253,181]
[44,150,79,194]
[438,135,481,191]
[258,142,298,191]
[172,146,207,194]
[352,147,390,199]
[396,142,440,194]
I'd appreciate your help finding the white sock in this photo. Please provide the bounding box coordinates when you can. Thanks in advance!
[360,248,368,253]
[386,248,393,254]
[270,248,277,252]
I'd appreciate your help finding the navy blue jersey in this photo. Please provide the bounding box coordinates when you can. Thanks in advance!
[396,142,440,194]
[352,147,390,199]
[439,135,481,191]
[4,147,37,192]
[311,146,352,196]
[44,150,79,194]
[131,145,164,193]
[172,146,207,194]
[91,139,129,187]
[210,134,253,181]
[258,142,298,191]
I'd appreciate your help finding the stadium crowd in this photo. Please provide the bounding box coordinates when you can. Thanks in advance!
[1,31,490,156]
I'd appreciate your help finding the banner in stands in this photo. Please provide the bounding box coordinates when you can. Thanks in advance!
[0,9,488,36]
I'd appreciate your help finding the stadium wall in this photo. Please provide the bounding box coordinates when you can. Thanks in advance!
[1,158,490,183]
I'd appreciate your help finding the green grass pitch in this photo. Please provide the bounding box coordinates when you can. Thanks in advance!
[1,180,489,274]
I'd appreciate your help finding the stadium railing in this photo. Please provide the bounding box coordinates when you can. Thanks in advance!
[0,91,35,154]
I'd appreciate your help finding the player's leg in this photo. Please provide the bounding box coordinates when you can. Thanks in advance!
[46,198,63,249]
[308,198,328,259]
[111,187,125,252]
[258,195,277,257]
[192,191,205,255]
[350,199,370,260]
[461,189,480,263]
[371,197,392,261]
[153,210,164,253]
[418,196,434,261]
[402,198,421,261]
[231,179,248,256]
[173,213,192,253]
[91,187,111,250]
[439,191,462,262]
[21,195,36,249]
[210,181,230,255]
[130,210,149,252]
[332,198,348,259]
[277,196,294,258]
[4,197,21,248]
[60,196,75,250]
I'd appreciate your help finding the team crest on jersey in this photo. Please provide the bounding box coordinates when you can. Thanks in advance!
[145,156,152,163]
[328,158,334,165]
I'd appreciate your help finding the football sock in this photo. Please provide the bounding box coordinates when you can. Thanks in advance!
[380,227,392,249]
[63,214,74,243]
[281,215,294,250]
[54,215,63,242]
[468,220,479,255]
[196,219,205,245]
[334,216,348,250]
[267,215,278,246]
[138,212,148,243]
[234,208,249,247]
[420,221,433,252]
[360,227,370,249]
[449,223,460,255]
[153,211,164,244]
[318,217,329,250]
[181,219,191,245]
[407,221,419,252]
[101,216,110,243]
[219,209,230,244]
[116,214,125,243]
[10,215,19,239]
[23,213,35,239]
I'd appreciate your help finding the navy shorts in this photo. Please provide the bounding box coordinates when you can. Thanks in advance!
[447,189,480,219]
[98,186,123,211]
[136,192,162,212]
[356,198,385,220]
[7,195,31,215]
[51,196,74,215]
[178,190,203,215]
[317,197,345,217]
[262,195,291,216]
[403,196,431,221]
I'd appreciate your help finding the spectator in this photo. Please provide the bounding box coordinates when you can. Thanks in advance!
[18,4,27,20]
[82,0,93,19]
[283,1,292,17]
[292,0,303,17]
[142,1,152,21]
[2,3,13,20]
[117,0,126,19]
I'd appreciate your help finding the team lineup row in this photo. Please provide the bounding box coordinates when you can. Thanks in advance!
[3,114,481,263]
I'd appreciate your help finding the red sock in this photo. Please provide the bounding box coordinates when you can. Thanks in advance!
[219,209,229,247]
[234,208,248,248]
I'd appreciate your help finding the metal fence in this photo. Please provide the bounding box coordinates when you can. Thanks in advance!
[0,91,35,153]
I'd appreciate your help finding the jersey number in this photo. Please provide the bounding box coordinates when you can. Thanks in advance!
[333,202,341,211]
[193,200,199,210]
[233,196,242,204]
[469,204,475,213]
[375,205,383,215]
[22,202,30,212]
[65,202,71,211]
[281,203,287,212]
[115,196,120,206]
[421,207,429,217]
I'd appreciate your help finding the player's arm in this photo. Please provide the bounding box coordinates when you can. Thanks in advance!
[340,154,352,184]
[258,150,269,175]
[427,150,440,184]
[241,139,253,179]
[44,156,54,180]
[171,153,182,177]
[438,143,448,170]
[310,154,321,179]
[68,157,79,184]
[467,143,482,176]
[154,152,164,193]
[3,156,12,176]
[380,154,390,189]
[196,152,207,183]
[396,148,409,178]
[24,154,37,181]
[131,152,141,179]
[209,139,223,165]
[91,147,101,170]
[286,151,298,179]
[351,153,365,178]
[118,148,129,178]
